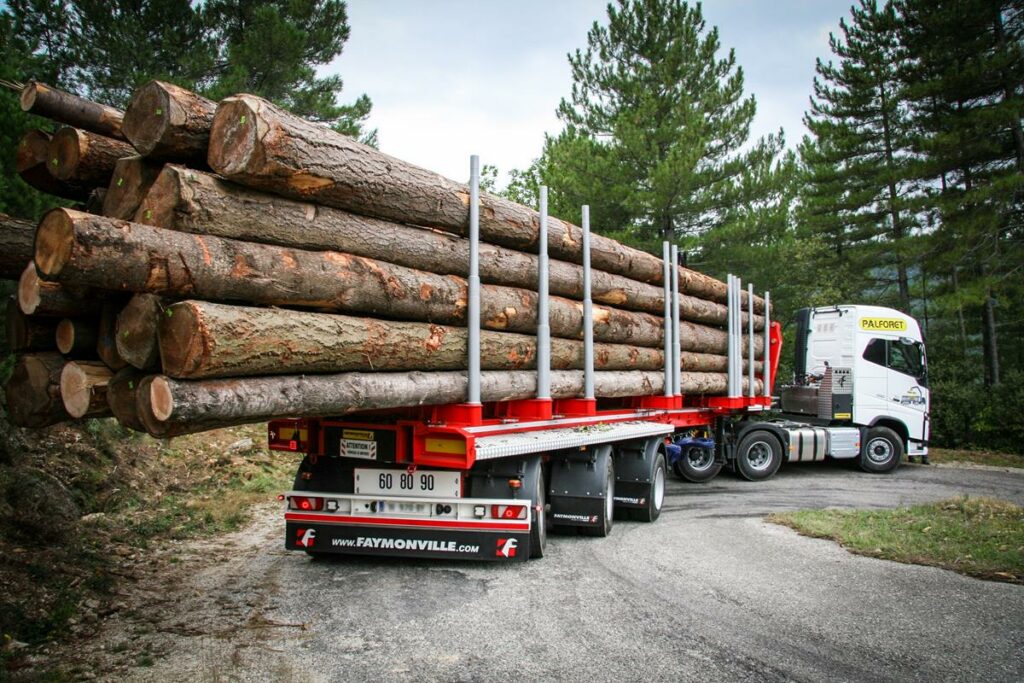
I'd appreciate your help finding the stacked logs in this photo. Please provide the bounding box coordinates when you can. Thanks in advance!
[4,80,767,438]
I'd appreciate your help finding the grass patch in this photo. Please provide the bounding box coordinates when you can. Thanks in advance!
[768,496,1024,584]
[928,448,1023,469]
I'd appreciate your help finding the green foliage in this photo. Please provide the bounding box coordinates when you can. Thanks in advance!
[540,0,783,244]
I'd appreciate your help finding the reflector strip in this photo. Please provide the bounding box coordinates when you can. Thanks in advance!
[285,512,529,531]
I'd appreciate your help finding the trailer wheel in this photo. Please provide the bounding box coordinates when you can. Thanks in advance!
[583,453,615,537]
[673,444,723,483]
[859,427,903,473]
[632,450,667,523]
[735,431,783,481]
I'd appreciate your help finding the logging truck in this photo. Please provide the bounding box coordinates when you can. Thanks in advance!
[272,165,928,562]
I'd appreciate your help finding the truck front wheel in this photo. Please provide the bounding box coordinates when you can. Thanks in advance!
[859,427,903,473]
[735,431,783,481]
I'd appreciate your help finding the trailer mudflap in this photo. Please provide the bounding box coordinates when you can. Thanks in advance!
[286,520,529,561]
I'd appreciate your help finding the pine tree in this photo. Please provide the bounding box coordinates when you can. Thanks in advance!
[799,0,917,312]
[545,0,782,246]
[898,0,1024,386]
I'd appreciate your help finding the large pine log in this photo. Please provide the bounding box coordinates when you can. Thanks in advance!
[49,126,135,185]
[59,360,113,418]
[56,317,98,356]
[20,80,125,140]
[0,214,37,280]
[157,300,665,379]
[115,293,165,370]
[102,156,163,219]
[6,298,58,352]
[35,209,671,347]
[208,94,765,313]
[5,352,71,427]
[134,166,762,327]
[122,81,215,164]
[136,370,763,438]
[15,130,91,201]
[106,366,146,432]
[18,262,101,317]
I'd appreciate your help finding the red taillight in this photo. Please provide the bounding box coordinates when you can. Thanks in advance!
[491,505,527,520]
[290,496,324,511]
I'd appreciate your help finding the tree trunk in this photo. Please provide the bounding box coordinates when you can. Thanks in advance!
[5,352,71,427]
[97,302,128,371]
[18,262,101,317]
[115,293,165,370]
[60,360,113,418]
[122,81,215,165]
[48,126,135,185]
[35,209,671,346]
[15,130,92,201]
[208,95,764,312]
[106,367,146,432]
[20,80,125,140]
[137,369,760,438]
[157,300,667,379]
[56,317,99,356]
[982,291,1000,387]
[6,298,58,352]
[102,156,163,220]
[0,213,38,280]
[137,165,665,314]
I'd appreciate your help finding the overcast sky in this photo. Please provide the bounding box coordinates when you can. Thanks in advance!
[327,0,854,185]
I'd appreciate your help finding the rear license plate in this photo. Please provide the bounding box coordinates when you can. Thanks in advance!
[354,469,461,499]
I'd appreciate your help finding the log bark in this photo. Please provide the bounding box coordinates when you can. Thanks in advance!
[115,293,165,370]
[20,80,125,140]
[55,317,98,356]
[15,130,91,201]
[0,213,37,280]
[18,262,101,317]
[97,302,128,371]
[157,300,665,379]
[5,352,71,427]
[6,298,58,352]
[35,209,669,347]
[49,126,135,185]
[134,165,761,326]
[137,370,762,438]
[208,94,765,312]
[59,360,113,418]
[102,156,163,219]
[122,81,215,165]
[106,366,146,431]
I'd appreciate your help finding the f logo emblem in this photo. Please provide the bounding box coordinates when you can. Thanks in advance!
[496,537,518,558]
[296,528,316,548]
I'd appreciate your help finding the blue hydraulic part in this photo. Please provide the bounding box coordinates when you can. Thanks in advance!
[665,435,715,469]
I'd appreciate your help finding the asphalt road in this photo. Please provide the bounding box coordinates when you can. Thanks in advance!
[76,462,1024,682]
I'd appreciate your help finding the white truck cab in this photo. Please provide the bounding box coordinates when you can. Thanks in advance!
[778,305,929,469]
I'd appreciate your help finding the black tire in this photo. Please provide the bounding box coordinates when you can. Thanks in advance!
[673,444,723,483]
[528,461,548,559]
[632,451,667,523]
[859,427,903,473]
[735,430,783,481]
[583,453,615,537]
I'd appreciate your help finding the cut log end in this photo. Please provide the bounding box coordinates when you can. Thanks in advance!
[19,81,40,112]
[157,302,203,376]
[59,361,112,418]
[116,293,165,370]
[150,375,174,422]
[133,164,181,226]
[49,127,86,180]
[208,97,259,175]
[121,81,171,156]
[56,318,75,354]
[18,263,42,315]
[35,209,75,278]
[15,129,50,172]
[6,353,70,428]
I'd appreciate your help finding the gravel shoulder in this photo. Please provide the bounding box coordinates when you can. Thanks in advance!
[37,462,1024,682]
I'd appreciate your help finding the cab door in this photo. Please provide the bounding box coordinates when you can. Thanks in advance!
[884,338,929,442]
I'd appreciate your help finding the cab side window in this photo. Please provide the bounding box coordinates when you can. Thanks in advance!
[862,337,927,385]
[863,338,887,367]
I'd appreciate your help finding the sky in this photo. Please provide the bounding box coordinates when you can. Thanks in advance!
[327,0,854,185]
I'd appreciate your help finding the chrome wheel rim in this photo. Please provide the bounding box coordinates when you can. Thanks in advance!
[686,446,714,472]
[653,463,666,510]
[746,441,773,472]
[866,438,893,465]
